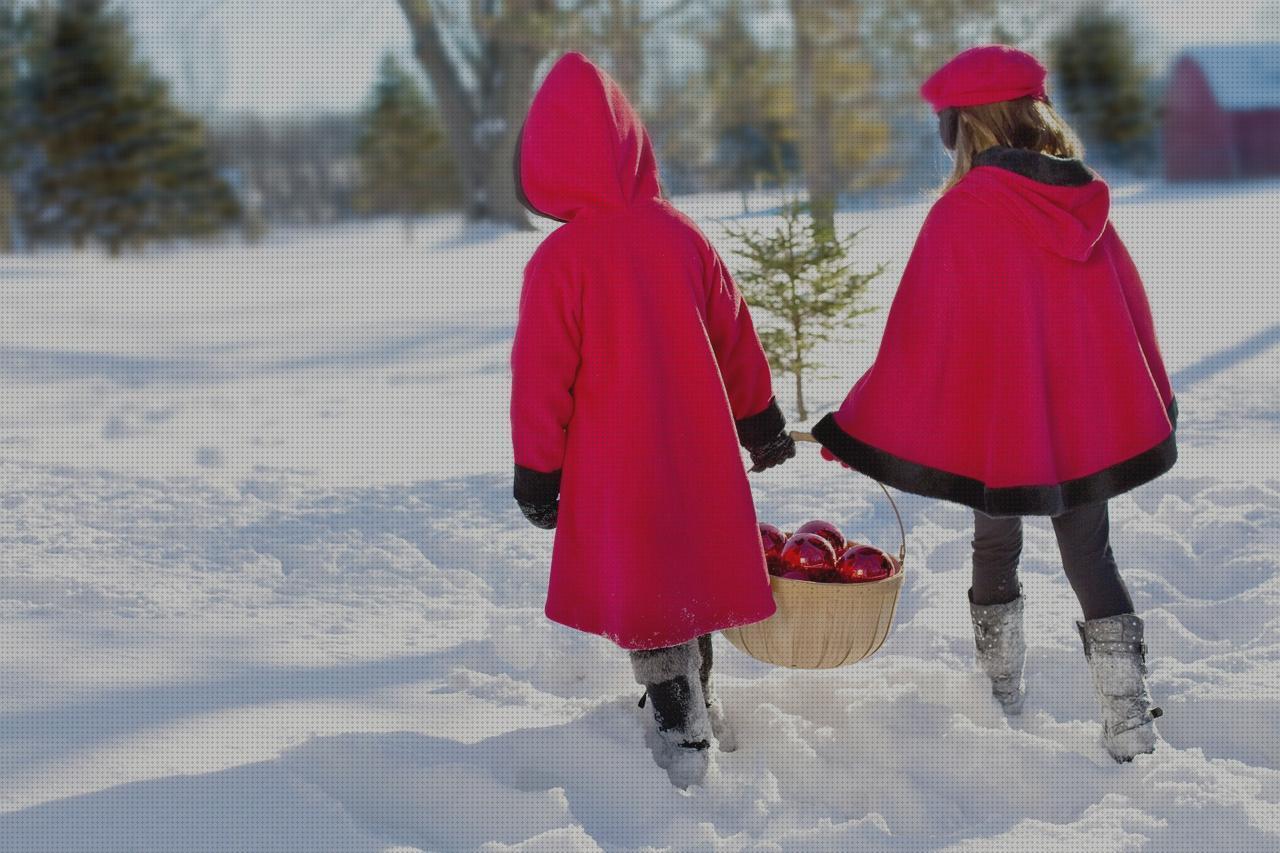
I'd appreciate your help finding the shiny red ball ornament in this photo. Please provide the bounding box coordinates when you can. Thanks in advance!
[795,520,846,556]
[835,544,895,583]
[780,571,811,581]
[779,532,837,578]
[760,523,787,575]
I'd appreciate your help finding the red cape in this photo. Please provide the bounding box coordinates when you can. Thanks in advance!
[511,54,777,649]
[814,150,1175,516]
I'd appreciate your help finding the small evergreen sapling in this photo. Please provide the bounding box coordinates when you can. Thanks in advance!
[727,202,882,421]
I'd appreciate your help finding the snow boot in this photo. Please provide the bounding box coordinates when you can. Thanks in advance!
[631,640,712,788]
[698,634,737,752]
[1077,613,1162,763]
[969,590,1027,715]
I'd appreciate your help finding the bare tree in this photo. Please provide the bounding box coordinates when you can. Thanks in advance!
[788,0,876,233]
[395,0,580,228]
[789,0,1006,228]
[585,0,697,101]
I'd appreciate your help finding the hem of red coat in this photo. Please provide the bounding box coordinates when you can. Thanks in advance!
[544,599,778,652]
[811,399,1178,518]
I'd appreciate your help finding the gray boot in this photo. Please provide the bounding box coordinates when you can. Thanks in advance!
[1077,613,1162,763]
[698,634,737,752]
[969,590,1027,715]
[631,640,712,788]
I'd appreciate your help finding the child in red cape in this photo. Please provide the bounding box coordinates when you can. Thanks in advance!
[510,53,794,786]
[813,45,1174,762]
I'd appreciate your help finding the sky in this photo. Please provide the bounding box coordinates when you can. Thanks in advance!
[120,0,1279,118]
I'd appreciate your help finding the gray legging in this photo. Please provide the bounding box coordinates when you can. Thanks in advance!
[971,501,1134,621]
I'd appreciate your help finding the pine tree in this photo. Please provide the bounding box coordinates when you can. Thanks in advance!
[726,203,883,420]
[354,55,456,239]
[26,0,238,254]
[0,0,34,252]
[1050,3,1158,168]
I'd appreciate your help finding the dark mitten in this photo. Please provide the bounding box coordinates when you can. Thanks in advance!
[735,398,794,473]
[518,499,559,529]
[514,465,561,530]
[748,432,797,472]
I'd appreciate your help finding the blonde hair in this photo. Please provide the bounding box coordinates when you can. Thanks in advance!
[943,97,1084,192]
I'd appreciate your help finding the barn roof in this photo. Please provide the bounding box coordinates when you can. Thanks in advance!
[1183,45,1280,111]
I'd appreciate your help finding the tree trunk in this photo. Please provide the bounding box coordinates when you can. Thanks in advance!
[476,19,544,228]
[794,367,807,422]
[0,177,15,254]
[791,290,807,421]
[789,0,841,235]
[397,0,535,230]
[605,0,646,100]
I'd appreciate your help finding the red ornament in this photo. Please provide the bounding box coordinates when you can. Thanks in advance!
[835,544,895,583]
[780,533,837,578]
[760,523,787,575]
[795,520,846,556]
[780,571,811,581]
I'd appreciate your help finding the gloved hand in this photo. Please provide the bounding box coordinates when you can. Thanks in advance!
[514,465,561,529]
[518,499,559,530]
[820,447,851,469]
[747,431,797,472]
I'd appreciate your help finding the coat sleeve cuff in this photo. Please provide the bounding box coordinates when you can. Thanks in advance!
[514,464,562,504]
[735,397,786,448]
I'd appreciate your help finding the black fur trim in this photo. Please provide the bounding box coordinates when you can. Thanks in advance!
[811,401,1178,518]
[974,146,1095,187]
[735,397,786,448]
[513,464,562,504]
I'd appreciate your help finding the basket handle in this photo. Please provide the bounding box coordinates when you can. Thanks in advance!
[789,430,906,565]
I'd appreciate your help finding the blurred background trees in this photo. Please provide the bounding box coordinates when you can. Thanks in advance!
[354,55,457,238]
[0,1,30,251]
[0,0,1179,252]
[393,0,570,229]
[24,0,238,254]
[1051,2,1159,169]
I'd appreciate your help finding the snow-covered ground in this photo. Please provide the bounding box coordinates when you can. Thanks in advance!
[1,180,1278,852]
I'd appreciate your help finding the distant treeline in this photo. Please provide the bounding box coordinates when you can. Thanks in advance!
[0,0,1158,251]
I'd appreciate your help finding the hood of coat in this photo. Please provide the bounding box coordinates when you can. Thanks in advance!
[516,52,661,222]
[960,147,1111,262]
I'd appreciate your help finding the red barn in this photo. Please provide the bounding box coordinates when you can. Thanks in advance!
[1165,45,1280,182]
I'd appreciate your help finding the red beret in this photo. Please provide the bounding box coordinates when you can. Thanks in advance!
[920,45,1048,113]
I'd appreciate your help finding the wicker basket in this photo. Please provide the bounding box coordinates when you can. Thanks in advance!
[721,432,906,669]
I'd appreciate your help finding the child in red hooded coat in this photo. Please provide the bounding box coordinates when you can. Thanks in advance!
[509,53,793,786]
[814,46,1174,762]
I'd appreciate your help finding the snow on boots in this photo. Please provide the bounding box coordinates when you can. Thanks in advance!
[1078,613,1162,762]
[631,639,713,788]
[699,634,737,752]
[969,591,1027,715]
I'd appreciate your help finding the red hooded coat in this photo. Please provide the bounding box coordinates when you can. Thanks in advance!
[510,53,778,650]
[813,148,1176,517]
